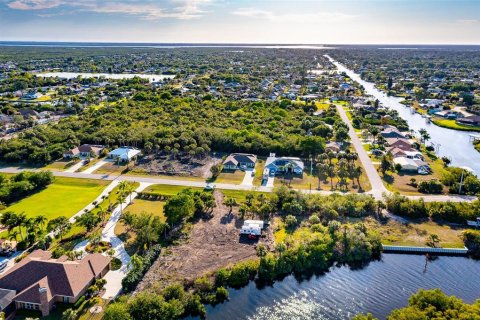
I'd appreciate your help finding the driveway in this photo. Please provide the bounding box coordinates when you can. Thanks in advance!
[336,104,387,199]
[241,169,255,186]
[64,160,86,173]
[262,176,275,188]
[73,182,152,299]
[82,159,109,174]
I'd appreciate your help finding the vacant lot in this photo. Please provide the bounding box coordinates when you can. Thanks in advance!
[143,184,204,196]
[363,216,466,248]
[1,177,110,220]
[137,191,272,292]
[133,153,221,179]
[43,159,77,171]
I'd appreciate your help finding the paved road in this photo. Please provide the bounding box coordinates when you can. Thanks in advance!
[0,166,475,202]
[336,104,388,199]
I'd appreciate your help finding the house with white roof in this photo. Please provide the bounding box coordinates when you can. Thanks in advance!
[264,153,304,178]
[107,147,141,163]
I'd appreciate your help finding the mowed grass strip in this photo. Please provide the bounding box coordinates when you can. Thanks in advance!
[2,177,110,220]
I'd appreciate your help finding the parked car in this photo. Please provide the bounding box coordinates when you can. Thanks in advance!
[0,259,9,271]
[205,183,216,191]
[371,149,384,157]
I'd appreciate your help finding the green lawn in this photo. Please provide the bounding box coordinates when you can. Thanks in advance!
[214,169,245,184]
[125,198,165,218]
[143,184,203,195]
[1,177,110,220]
[432,118,480,132]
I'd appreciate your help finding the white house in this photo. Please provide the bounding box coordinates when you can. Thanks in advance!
[264,153,304,177]
[107,147,141,163]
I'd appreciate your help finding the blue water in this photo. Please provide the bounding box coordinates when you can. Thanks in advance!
[205,254,480,320]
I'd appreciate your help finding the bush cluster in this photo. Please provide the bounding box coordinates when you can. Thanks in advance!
[122,244,162,292]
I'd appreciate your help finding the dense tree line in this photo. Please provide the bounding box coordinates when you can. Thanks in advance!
[354,289,480,320]
[384,193,480,223]
[0,97,340,164]
[0,171,54,204]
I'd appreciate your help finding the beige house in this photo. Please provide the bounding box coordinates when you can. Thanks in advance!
[0,250,110,318]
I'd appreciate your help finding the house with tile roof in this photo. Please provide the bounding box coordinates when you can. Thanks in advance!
[222,153,257,170]
[0,250,110,318]
[63,144,105,159]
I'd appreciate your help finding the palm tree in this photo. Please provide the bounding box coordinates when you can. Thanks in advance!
[257,193,267,206]
[97,206,107,224]
[355,166,363,190]
[8,230,19,242]
[16,212,27,241]
[224,198,237,213]
[34,215,48,231]
[326,164,336,190]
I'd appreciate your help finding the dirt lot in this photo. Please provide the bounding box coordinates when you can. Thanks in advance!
[136,191,273,292]
[134,152,221,179]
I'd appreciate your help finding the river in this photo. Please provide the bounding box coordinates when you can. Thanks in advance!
[205,254,480,320]
[325,55,480,176]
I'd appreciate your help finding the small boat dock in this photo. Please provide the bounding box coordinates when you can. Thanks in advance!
[382,245,468,256]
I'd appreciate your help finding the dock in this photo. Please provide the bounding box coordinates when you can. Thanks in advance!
[382,245,468,256]
[469,134,480,142]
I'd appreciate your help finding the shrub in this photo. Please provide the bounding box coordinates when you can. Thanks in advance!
[122,244,161,292]
[417,180,443,194]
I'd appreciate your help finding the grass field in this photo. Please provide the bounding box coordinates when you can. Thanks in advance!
[363,217,466,248]
[44,159,77,171]
[143,184,203,195]
[1,177,110,221]
[214,169,245,184]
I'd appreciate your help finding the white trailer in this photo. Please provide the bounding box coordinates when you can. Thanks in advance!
[244,220,264,229]
[240,225,262,236]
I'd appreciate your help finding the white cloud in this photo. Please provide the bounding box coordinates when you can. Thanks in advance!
[456,19,479,24]
[232,7,355,23]
[7,0,63,10]
[5,0,213,20]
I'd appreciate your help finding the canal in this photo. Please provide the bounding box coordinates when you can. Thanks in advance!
[326,55,480,176]
[205,254,480,320]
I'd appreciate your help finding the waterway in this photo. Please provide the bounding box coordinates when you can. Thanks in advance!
[326,55,480,176]
[36,72,175,83]
[205,254,480,320]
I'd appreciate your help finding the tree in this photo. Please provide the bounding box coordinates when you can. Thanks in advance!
[224,198,237,213]
[387,77,393,91]
[104,302,132,320]
[426,233,440,248]
[380,155,391,176]
[97,206,107,224]
[34,215,47,231]
[316,163,328,188]
[76,211,101,232]
[47,216,71,240]
[285,215,298,228]
[164,190,195,226]
[62,308,78,320]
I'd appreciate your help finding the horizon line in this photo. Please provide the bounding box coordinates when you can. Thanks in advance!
[1,40,480,46]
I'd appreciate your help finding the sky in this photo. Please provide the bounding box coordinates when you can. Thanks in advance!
[0,0,479,44]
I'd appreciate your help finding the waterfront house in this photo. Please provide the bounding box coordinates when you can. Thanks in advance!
[386,138,415,151]
[0,250,110,318]
[222,153,257,170]
[457,115,480,127]
[380,127,406,139]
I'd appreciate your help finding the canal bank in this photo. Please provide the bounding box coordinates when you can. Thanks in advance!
[204,254,480,320]
[325,55,480,177]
